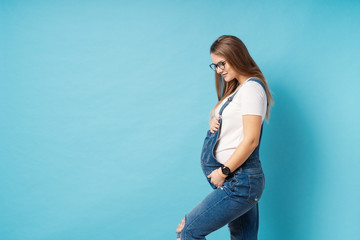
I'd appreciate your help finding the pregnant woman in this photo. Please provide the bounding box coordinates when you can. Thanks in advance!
[176,35,274,240]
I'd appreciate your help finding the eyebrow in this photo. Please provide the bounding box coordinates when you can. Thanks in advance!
[212,60,225,64]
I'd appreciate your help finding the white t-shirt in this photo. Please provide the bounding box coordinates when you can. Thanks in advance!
[213,79,267,164]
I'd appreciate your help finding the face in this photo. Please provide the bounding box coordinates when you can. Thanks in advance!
[210,53,237,82]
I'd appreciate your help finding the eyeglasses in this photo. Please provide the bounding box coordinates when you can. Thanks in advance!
[209,61,226,71]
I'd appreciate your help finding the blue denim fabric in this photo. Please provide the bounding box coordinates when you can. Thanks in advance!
[177,78,266,240]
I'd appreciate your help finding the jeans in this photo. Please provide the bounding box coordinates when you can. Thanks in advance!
[176,166,265,240]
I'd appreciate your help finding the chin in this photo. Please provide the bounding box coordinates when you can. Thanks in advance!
[223,76,233,82]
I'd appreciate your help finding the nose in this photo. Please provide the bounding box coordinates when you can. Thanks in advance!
[216,67,223,74]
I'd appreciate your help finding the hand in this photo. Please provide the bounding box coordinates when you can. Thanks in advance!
[209,116,220,133]
[207,168,227,188]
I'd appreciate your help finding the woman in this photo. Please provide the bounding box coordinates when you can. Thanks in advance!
[176,35,273,240]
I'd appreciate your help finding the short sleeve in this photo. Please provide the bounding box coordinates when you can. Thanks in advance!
[239,81,267,117]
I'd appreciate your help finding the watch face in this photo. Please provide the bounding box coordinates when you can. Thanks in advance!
[222,166,230,175]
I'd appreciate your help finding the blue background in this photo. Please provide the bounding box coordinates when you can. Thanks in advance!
[1,0,360,239]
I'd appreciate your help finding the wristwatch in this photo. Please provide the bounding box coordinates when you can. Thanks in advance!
[221,165,231,176]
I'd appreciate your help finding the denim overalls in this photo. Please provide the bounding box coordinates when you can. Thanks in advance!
[177,78,266,240]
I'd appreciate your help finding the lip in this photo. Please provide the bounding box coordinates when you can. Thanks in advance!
[222,74,227,77]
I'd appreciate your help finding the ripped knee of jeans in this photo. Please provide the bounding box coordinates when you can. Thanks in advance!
[176,217,185,239]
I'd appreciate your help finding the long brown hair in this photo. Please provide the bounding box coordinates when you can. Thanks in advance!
[210,35,274,121]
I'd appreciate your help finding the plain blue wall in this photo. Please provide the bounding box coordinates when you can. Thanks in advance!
[1,0,359,239]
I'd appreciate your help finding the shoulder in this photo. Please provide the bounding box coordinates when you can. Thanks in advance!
[236,80,267,116]
[234,80,266,103]
[242,80,266,97]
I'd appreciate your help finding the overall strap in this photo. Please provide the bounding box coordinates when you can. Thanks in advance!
[218,87,240,116]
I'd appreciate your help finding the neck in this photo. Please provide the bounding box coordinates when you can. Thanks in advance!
[236,75,250,85]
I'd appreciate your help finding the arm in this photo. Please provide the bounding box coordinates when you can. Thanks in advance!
[222,115,262,172]
[207,115,262,186]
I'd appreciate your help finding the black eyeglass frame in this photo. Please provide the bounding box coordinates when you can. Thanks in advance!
[209,61,226,71]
